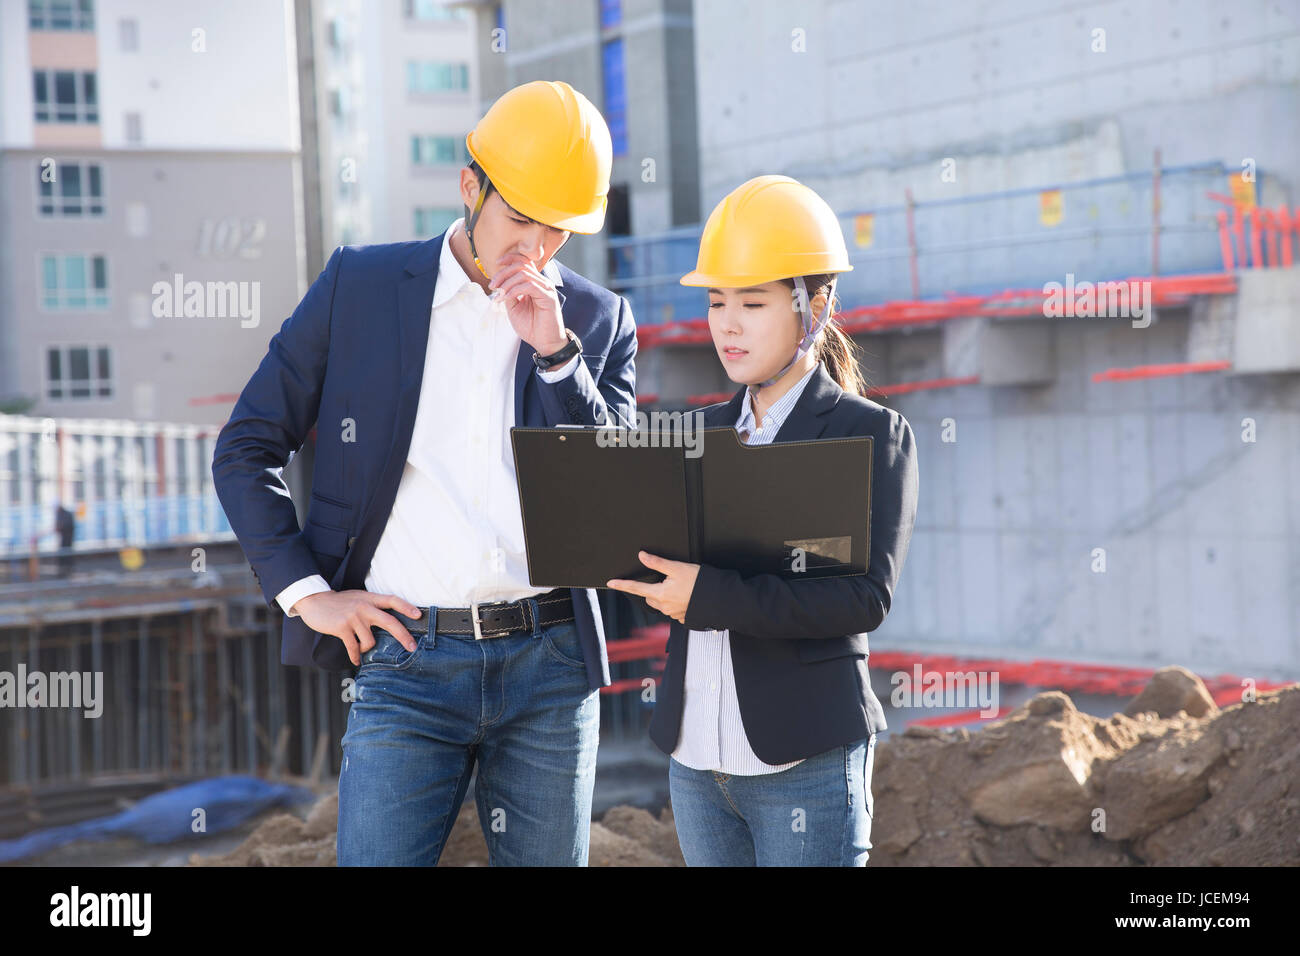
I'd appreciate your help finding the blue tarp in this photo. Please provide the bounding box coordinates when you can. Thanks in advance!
[0,775,317,863]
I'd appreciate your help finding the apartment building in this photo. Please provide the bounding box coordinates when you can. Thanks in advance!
[0,0,306,426]
[297,0,480,275]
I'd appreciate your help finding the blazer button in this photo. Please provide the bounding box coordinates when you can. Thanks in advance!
[347,536,356,549]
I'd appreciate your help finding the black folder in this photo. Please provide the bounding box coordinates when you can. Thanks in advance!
[510,426,872,588]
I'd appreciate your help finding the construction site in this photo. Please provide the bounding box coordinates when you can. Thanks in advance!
[1,0,1298,869]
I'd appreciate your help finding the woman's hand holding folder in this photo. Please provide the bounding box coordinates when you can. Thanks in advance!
[607,550,700,624]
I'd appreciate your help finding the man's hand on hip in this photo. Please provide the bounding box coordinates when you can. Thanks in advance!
[292,590,421,667]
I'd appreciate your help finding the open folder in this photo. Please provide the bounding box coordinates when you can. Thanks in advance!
[510,425,872,588]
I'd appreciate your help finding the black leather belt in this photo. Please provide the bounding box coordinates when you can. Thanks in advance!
[401,588,574,639]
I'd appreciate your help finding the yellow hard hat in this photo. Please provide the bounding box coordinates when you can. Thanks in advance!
[681,175,853,287]
[466,80,612,235]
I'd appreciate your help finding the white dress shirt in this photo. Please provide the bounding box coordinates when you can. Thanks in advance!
[671,361,821,775]
[275,217,580,615]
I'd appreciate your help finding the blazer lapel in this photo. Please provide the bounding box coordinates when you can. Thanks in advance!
[514,259,568,426]
[342,232,441,580]
[395,233,443,439]
[701,387,745,427]
[771,363,843,441]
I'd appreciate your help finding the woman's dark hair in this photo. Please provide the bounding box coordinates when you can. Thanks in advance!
[781,274,868,397]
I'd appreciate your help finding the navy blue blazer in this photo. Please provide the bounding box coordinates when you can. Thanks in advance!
[212,230,638,689]
[648,362,919,765]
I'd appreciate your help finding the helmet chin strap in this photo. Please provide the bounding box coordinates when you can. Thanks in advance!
[747,275,835,402]
[464,178,494,280]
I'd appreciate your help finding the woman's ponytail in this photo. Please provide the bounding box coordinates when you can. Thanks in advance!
[818,320,868,398]
[786,273,869,398]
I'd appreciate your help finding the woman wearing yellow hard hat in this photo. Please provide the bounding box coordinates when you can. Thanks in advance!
[608,175,919,866]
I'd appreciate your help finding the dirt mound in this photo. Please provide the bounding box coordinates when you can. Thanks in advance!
[191,670,1300,867]
[870,670,1299,866]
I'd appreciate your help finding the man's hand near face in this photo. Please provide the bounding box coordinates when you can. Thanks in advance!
[488,251,570,355]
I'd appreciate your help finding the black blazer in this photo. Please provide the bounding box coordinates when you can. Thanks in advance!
[648,362,919,765]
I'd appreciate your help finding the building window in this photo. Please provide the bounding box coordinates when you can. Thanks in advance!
[37,161,105,217]
[600,0,622,29]
[33,70,99,124]
[602,39,627,157]
[403,0,466,21]
[41,254,109,310]
[411,135,466,167]
[406,61,469,94]
[119,17,138,51]
[29,0,95,31]
[413,207,458,237]
[46,345,112,400]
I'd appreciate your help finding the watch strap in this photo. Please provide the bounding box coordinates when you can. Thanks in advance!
[534,330,582,369]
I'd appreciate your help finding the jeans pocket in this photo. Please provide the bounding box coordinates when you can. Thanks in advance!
[359,629,421,672]
[542,623,586,670]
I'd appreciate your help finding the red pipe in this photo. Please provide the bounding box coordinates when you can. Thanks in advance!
[634,275,1240,351]
[1216,210,1234,271]
[1281,206,1294,267]
[1249,206,1264,268]
[1232,205,1246,268]
[867,375,980,397]
[1092,359,1231,383]
[617,627,1298,703]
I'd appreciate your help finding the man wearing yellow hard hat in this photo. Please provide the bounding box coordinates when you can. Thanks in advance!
[213,80,638,866]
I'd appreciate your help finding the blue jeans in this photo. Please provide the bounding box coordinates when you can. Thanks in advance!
[668,735,876,866]
[337,607,600,866]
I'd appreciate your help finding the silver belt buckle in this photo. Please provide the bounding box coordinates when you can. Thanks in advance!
[470,602,511,640]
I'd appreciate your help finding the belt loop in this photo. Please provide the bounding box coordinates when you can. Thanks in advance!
[526,597,540,637]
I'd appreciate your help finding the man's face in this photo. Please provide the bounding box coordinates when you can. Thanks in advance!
[459,169,571,278]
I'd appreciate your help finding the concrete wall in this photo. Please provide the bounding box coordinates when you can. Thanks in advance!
[692,0,1300,216]
[863,307,1300,680]
[672,0,1300,678]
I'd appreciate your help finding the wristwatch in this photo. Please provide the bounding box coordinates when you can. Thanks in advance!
[533,329,582,370]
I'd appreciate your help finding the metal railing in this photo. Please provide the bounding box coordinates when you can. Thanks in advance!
[609,162,1275,325]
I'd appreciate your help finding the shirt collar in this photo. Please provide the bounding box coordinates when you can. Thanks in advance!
[432,216,564,310]
[737,361,821,433]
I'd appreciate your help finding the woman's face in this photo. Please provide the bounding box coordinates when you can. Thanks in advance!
[706,281,824,385]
